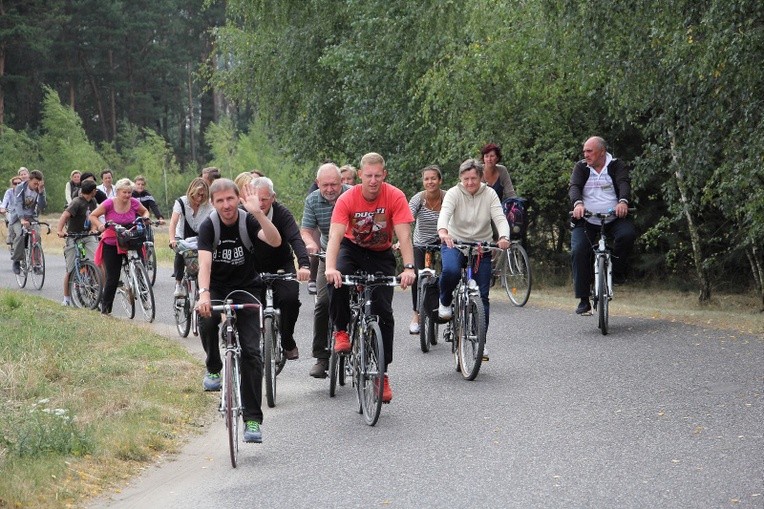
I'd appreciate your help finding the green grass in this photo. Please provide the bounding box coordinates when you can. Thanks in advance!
[0,290,211,508]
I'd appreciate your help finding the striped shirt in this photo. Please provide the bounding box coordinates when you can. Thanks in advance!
[301,184,351,249]
[409,191,442,246]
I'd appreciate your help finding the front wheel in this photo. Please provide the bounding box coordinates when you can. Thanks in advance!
[117,264,135,319]
[145,242,157,286]
[458,295,486,381]
[174,295,191,337]
[417,279,431,353]
[15,249,28,289]
[359,321,385,426]
[134,261,155,322]
[501,244,531,306]
[30,243,46,290]
[224,349,240,468]
[598,256,609,335]
[263,315,277,408]
[70,260,103,310]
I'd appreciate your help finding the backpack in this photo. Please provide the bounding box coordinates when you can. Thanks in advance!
[502,197,528,241]
[210,209,254,252]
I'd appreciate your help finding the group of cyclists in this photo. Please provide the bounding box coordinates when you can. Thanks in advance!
[2,135,636,444]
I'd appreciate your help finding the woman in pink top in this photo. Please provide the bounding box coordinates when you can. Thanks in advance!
[89,178,150,315]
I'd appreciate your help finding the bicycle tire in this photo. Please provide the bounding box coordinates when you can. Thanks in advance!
[134,261,155,322]
[71,260,103,310]
[117,264,135,319]
[360,321,385,426]
[274,315,287,377]
[224,349,240,468]
[329,323,339,396]
[145,242,157,286]
[502,244,531,307]
[459,295,486,381]
[15,248,28,288]
[263,315,277,408]
[417,279,431,353]
[174,295,191,337]
[30,242,45,290]
[598,256,609,335]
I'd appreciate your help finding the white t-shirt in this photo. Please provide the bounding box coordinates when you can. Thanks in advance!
[583,153,618,224]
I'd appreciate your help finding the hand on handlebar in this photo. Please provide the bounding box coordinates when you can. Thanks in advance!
[325,267,343,288]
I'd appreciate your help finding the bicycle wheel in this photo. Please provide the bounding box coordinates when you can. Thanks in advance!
[71,260,103,310]
[274,316,287,377]
[30,243,45,290]
[329,322,339,396]
[145,242,157,286]
[417,279,431,353]
[15,249,28,288]
[360,321,385,426]
[224,349,240,468]
[174,295,191,337]
[598,256,609,335]
[458,295,486,381]
[501,244,531,306]
[263,315,277,408]
[134,261,156,322]
[117,264,135,319]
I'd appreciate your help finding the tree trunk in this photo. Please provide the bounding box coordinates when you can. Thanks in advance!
[109,49,116,143]
[669,130,711,302]
[0,43,5,130]
[747,246,764,311]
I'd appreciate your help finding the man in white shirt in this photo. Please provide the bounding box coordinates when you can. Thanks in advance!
[97,169,116,198]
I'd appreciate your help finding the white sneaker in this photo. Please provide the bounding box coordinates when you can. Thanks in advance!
[61,299,71,307]
[482,345,489,361]
[173,283,186,298]
[409,322,420,334]
[438,302,452,320]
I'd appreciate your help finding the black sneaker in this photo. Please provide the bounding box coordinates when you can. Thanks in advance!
[12,261,21,275]
[575,299,592,315]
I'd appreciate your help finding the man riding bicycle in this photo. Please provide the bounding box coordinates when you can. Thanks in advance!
[195,178,281,444]
[10,170,47,275]
[569,136,637,315]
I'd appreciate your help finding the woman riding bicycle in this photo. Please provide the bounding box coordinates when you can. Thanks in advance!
[437,159,510,360]
[168,178,212,297]
[89,178,150,315]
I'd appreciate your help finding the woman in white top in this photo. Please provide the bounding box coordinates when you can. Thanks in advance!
[168,178,213,296]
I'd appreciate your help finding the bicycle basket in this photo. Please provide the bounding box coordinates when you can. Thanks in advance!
[116,226,147,251]
[182,250,199,276]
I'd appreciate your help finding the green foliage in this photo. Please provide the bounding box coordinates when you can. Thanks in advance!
[0,127,41,183]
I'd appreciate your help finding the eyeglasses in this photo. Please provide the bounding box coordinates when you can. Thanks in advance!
[12,181,21,186]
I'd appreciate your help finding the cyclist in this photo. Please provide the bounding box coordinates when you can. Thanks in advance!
[248,175,311,361]
[195,178,281,444]
[324,152,416,403]
[1,176,22,247]
[65,170,81,205]
[168,178,213,297]
[89,178,150,315]
[56,180,99,306]
[480,143,517,201]
[10,169,47,275]
[569,136,636,315]
[399,164,445,335]
[300,163,352,378]
[132,175,166,225]
[437,159,510,361]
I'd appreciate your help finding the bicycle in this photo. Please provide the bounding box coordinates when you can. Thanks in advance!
[65,232,104,310]
[260,271,294,408]
[441,241,491,381]
[173,239,199,338]
[572,208,635,335]
[209,293,261,468]
[142,220,160,286]
[110,219,156,322]
[336,273,399,426]
[14,220,50,290]
[414,243,441,353]
[492,240,532,306]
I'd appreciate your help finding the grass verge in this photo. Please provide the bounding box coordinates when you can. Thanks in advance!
[0,289,211,508]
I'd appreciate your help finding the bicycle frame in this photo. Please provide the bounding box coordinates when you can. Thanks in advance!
[16,220,50,290]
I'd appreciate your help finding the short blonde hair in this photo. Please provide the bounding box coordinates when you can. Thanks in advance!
[360,152,385,168]
[234,172,254,192]
[114,178,134,192]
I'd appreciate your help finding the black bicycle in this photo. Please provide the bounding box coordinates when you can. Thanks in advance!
[260,271,294,408]
[65,232,103,310]
[414,243,441,353]
[336,273,399,426]
[173,240,199,338]
[15,220,50,290]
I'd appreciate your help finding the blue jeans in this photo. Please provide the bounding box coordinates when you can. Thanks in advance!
[439,246,493,328]
[571,218,636,299]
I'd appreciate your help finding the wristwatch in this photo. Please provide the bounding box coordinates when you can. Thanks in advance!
[199,288,209,294]
[403,263,415,270]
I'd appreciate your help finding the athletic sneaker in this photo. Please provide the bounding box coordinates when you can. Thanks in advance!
[203,372,221,391]
[382,375,392,403]
[333,330,351,354]
[575,299,592,315]
[307,281,317,295]
[482,345,489,361]
[173,283,186,298]
[243,421,262,443]
[438,302,452,321]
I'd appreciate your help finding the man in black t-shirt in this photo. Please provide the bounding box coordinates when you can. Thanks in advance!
[57,180,99,306]
[195,178,281,444]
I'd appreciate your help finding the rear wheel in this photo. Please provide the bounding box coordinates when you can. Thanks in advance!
[134,262,155,322]
[263,315,277,408]
[14,250,28,288]
[174,295,191,337]
[30,243,45,290]
[501,244,531,306]
[359,321,384,426]
[598,256,609,335]
[71,260,103,310]
[459,295,486,381]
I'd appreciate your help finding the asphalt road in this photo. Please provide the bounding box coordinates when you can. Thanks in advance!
[1,242,762,508]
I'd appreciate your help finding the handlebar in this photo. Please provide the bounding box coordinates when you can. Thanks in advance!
[23,221,51,234]
[309,251,326,260]
[413,243,442,252]
[261,271,296,282]
[341,273,401,287]
[569,208,637,220]
[64,232,101,239]
[209,302,261,313]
